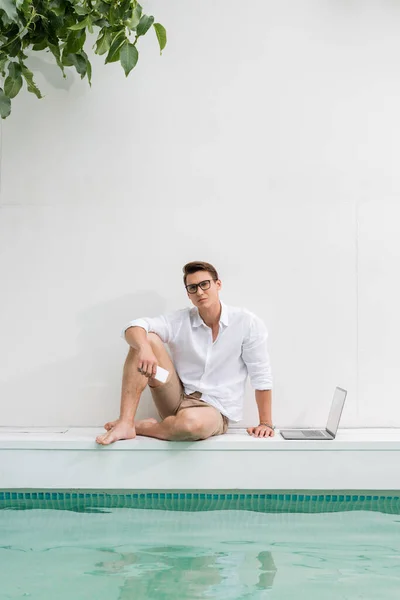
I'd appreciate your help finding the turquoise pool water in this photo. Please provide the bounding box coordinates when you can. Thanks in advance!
[1,492,400,599]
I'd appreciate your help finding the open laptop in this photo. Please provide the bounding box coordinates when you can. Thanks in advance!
[279,387,347,440]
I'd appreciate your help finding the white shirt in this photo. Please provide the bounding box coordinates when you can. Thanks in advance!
[121,301,273,422]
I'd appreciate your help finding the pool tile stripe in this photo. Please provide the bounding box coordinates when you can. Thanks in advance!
[0,491,400,514]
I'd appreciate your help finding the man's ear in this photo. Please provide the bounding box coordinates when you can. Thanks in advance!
[216,279,222,290]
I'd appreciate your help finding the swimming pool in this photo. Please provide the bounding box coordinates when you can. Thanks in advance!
[1,491,400,599]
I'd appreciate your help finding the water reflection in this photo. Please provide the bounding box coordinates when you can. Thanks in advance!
[89,545,277,598]
[256,551,277,589]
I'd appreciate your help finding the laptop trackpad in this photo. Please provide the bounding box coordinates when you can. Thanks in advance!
[280,430,329,440]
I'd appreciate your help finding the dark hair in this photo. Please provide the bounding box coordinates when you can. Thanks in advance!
[183,261,219,286]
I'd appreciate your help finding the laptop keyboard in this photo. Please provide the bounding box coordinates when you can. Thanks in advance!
[300,430,327,437]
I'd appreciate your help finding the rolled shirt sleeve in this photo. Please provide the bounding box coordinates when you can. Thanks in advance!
[241,312,273,390]
[121,314,173,344]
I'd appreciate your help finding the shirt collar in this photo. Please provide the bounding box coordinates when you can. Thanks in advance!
[191,301,229,328]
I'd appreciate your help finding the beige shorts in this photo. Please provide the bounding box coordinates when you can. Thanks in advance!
[149,368,229,437]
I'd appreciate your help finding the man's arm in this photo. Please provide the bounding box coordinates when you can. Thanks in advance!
[240,312,274,438]
[125,326,149,350]
[121,313,173,345]
[255,389,272,424]
[247,390,274,438]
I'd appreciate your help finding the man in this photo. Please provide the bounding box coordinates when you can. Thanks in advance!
[96,261,274,445]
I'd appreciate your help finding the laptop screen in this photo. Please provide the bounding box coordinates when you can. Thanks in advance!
[326,387,347,435]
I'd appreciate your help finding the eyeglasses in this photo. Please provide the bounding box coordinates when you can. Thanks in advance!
[185,279,216,294]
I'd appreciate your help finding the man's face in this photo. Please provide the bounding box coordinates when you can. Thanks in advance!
[186,270,222,309]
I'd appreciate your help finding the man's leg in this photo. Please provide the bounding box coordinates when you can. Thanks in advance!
[135,405,227,441]
[96,333,177,445]
[96,333,226,444]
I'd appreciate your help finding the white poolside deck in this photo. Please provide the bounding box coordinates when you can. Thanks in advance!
[1,427,400,491]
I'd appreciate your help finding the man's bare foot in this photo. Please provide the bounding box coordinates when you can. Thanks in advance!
[135,418,158,436]
[104,420,118,431]
[96,420,136,445]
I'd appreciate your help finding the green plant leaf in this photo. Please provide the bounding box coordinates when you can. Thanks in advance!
[72,5,89,16]
[68,17,91,31]
[126,3,142,28]
[92,18,108,27]
[80,49,92,85]
[105,30,126,64]
[0,89,11,118]
[95,29,111,55]
[4,75,22,98]
[48,42,65,76]
[86,57,92,84]
[120,41,138,76]
[21,64,42,98]
[136,14,154,37]
[61,53,73,67]
[47,13,65,34]
[0,54,8,75]
[64,29,86,54]
[7,37,21,58]
[7,61,21,78]
[114,0,131,23]
[32,39,48,51]
[0,0,17,22]
[96,1,110,17]
[68,14,93,32]
[16,0,30,19]
[65,53,87,79]
[153,23,166,54]
[5,62,22,99]
[48,0,66,17]
[5,62,22,98]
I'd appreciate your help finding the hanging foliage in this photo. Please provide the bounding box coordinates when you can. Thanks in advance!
[0,0,167,118]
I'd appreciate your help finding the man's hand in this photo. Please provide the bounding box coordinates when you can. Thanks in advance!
[138,344,158,378]
[247,424,275,438]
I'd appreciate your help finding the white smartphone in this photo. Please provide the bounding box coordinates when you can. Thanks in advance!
[154,366,169,383]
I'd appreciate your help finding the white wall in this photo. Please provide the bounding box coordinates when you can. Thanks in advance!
[1,0,399,428]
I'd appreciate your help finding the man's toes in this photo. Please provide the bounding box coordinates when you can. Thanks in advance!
[96,432,112,445]
[104,421,116,431]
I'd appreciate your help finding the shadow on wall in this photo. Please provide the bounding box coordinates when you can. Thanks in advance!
[26,56,75,92]
[2,291,170,427]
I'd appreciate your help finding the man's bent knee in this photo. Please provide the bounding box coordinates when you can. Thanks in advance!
[173,413,212,441]
[125,334,164,360]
